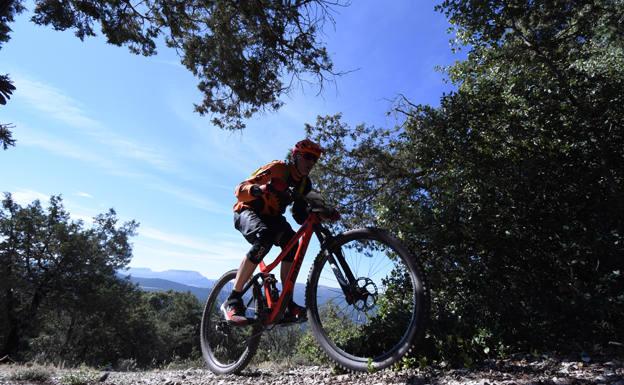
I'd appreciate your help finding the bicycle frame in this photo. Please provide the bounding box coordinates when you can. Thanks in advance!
[248,211,320,325]
[239,202,357,327]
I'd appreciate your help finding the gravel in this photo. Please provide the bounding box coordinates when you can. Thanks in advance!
[0,356,621,385]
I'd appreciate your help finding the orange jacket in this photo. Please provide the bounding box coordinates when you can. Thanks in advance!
[233,160,312,216]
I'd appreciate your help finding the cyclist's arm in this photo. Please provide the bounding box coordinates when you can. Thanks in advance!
[291,176,313,224]
[234,162,284,203]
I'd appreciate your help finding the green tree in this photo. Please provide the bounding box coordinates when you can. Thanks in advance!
[29,285,204,367]
[141,290,202,363]
[0,0,346,139]
[0,193,138,358]
[29,277,160,366]
[1,0,22,148]
[306,0,624,363]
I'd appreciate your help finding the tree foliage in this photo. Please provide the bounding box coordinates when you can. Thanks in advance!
[307,0,624,364]
[0,193,138,357]
[0,0,345,137]
[0,194,202,367]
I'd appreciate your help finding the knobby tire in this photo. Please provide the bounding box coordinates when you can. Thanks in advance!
[305,227,428,372]
[200,269,262,375]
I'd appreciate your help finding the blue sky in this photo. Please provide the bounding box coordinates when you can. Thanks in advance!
[1,1,459,281]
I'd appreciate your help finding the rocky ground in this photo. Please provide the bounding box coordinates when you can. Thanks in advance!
[0,356,622,385]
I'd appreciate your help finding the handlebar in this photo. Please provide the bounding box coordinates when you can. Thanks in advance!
[298,190,340,221]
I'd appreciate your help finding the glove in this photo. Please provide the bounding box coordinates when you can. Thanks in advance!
[250,178,288,197]
[251,178,292,207]
[266,177,288,193]
[320,208,341,222]
[292,199,309,224]
[250,185,263,197]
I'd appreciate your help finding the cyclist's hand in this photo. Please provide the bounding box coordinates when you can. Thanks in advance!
[267,178,288,193]
[320,208,341,222]
[251,178,289,198]
[250,185,264,197]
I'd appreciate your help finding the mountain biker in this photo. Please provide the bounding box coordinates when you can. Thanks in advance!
[221,139,324,325]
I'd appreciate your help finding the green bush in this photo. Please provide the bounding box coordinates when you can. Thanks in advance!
[60,366,100,385]
[307,0,624,364]
[9,365,54,382]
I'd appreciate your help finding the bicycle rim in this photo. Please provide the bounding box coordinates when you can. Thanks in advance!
[306,228,427,371]
[200,269,262,374]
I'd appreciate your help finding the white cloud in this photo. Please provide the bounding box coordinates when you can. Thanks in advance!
[76,191,94,198]
[8,189,95,224]
[10,189,50,206]
[16,123,147,179]
[137,226,247,261]
[148,181,228,214]
[12,72,179,174]
[14,75,102,129]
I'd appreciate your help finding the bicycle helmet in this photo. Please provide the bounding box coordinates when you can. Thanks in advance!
[292,139,323,158]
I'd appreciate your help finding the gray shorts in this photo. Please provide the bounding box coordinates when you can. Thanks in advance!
[234,210,296,262]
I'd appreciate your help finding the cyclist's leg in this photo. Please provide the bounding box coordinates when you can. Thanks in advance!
[232,258,257,292]
[272,216,296,284]
[224,211,275,323]
[274,219,306,321]
[232,210,275,289]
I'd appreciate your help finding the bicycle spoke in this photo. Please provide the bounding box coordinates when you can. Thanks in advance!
[201,270,262,374]
[307,229,426,371]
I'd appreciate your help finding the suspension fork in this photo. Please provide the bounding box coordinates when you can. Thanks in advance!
[314,226,358,305]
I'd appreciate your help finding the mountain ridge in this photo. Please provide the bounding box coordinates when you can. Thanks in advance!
[119,267,335,305]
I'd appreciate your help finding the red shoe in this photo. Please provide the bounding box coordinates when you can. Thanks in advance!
[220,297,249,326]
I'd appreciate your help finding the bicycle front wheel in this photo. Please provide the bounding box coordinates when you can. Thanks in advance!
[306,228,428,372]
[200,269,262,375]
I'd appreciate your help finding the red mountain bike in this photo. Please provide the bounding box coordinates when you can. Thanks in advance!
[200,193,428,373]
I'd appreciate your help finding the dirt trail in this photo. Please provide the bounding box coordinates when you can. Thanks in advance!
[1,356,622,385]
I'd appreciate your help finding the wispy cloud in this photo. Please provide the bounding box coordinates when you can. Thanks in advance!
[12,72,179,173]
[148,181,228,214]
[15,75,102,129]
[138,226,246,261]
[16,122,146,179]
[150,57,186,70]
[10,189,50,206]
[8,189,96,224]
[75,191,94,198]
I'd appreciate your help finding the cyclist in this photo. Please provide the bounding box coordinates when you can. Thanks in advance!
[221,139,323,325]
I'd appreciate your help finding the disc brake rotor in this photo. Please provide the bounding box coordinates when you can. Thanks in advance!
[353,277,378,312]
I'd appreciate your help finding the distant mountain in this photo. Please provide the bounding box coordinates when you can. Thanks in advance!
[119,267,339,307]
[122,276,213,302]
[121,267,214,287]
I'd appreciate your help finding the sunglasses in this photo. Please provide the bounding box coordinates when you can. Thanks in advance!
[301,153,319,162]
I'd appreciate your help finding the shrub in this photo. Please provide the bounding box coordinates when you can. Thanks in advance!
[9,365,54,382]
[60,366,100,385]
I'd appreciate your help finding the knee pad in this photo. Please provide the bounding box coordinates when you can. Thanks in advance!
[247,241,271,265]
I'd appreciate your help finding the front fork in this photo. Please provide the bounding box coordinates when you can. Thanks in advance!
[315,227,358,305]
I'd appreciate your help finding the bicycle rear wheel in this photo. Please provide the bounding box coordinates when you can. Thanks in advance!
[306,228,428,372]
[200,269,262,374]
